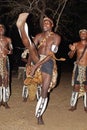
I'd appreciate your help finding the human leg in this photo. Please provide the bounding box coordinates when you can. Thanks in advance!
[2,87,10,109]
[16,13,39,64]
[0,64,3,106]
[36,85,42,101]
[0,87,2,106]
[22,85,29,102]
[69,91,78,111]
[2,71,10,108]
[28,84,37,101]
[35,72,51,124]
[83,92,87,112]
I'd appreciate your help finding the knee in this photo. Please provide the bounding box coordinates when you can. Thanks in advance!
[84,86,87,92]
[73,85,80,92]
[41,88,48,98]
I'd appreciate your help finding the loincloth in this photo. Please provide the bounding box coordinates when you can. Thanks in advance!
[0,57,7,77]
[0,57,9,86]
[72,62,87,97]
[27,83,37,101]
[24,54,57,92]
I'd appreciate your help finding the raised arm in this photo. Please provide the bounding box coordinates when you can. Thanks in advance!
[68,43,77,58]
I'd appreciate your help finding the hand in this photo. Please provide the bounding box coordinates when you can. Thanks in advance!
[69,44,75,51]
[30,65,37,77]
[26,65,31,76]
[26,65,36,77]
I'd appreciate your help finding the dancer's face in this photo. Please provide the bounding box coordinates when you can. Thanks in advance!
[42,18,53,32]
[79,31,87,40]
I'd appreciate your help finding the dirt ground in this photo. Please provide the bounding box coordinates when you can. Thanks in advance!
[0,66,87,130]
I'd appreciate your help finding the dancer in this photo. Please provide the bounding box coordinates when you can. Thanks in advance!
[0,24,13,108]
[16,13,61,124]
[68,29,87,112]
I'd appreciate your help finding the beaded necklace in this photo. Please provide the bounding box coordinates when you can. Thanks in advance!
[38,32,54,48]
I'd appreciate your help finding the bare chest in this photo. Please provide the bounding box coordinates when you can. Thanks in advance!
[77,44,87,53]
[38,34,54,49]
[0,38,8,48]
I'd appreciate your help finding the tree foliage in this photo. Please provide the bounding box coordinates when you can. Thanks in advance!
[0,0,68,27]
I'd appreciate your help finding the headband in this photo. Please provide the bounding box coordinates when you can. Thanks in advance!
[43,17,54,26]
[79,29,87,34]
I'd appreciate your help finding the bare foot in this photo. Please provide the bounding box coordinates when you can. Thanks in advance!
[68,106,76,111]
[23,97,27,102]
[0,101,3,107]
[16,13,29,29]
[37,116,44,125]
[3,102,10,109]
[84,107,87,112]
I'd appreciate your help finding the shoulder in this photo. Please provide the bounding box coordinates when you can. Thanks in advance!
[73,42,79,47]
[35,33,42,39]
[53,32,61,40]
[53,32,61,45]
[54,32,60,37]
[34,33,43,43]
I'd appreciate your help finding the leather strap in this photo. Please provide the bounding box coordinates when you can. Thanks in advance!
[77,45,87,63]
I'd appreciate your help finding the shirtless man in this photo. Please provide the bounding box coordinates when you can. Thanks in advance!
[16,13,61,124]
[0,24,13,108]
[68,29,87,112]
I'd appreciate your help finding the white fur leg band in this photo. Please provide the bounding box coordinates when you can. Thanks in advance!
[35,97,48,118]
[22,85,28,98]
[70,91,78,106]
[3,87,10,102]
[36,85,42,101]
[84,92,87,107]
[0,87,2,102]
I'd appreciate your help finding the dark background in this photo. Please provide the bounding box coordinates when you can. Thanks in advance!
[0,0,87,73]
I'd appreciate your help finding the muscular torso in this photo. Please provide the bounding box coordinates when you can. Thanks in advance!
[34,32,60,56]
[76,41,87,66]
[38,34,54,55]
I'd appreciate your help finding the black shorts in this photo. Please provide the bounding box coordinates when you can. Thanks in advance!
[40,59,54,75]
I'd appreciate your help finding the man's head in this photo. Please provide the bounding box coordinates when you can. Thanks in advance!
[43,17,54,27]
[42,17,54,32]
[79,29,87,40]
